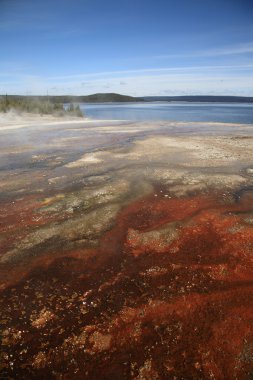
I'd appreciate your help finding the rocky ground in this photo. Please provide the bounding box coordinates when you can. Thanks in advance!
[0,119,253,379]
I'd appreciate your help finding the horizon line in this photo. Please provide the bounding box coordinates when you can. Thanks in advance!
[1,93,253,98]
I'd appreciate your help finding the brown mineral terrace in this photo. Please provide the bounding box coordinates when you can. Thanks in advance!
[0,115,253,379]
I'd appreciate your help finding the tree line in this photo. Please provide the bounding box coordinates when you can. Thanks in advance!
[0,95,83,117]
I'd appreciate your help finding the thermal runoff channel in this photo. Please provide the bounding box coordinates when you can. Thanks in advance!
[0,118,253,379]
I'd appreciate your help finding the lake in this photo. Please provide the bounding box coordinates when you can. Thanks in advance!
[79,101,253,124]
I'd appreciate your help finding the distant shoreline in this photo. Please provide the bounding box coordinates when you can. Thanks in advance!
[1,93,253,104]
[0,111,129,130]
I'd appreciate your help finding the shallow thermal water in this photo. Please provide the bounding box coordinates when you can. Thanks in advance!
[80,102,253,124]
[0,118,253,379]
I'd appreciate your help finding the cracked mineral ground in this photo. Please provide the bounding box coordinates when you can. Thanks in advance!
[1,118,253,379]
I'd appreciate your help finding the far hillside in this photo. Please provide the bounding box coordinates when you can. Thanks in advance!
[1,93,253,106]
[3,93,144,104]
[143,95,253,103]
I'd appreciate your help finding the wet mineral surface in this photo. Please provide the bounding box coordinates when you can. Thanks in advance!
[1,118,253,379]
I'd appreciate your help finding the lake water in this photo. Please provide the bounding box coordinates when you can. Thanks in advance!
[79,102,253,124]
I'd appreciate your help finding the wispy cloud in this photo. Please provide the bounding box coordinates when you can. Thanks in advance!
[1,60,253,96]
[154,43,253,59]
[47,63,253,82]
[2,70,253,97]
[200,43,253,56]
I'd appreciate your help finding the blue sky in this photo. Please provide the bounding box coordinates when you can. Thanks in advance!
[1,0,253,96]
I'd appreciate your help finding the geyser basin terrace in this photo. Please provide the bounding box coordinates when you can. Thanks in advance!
[1,116,253,379]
